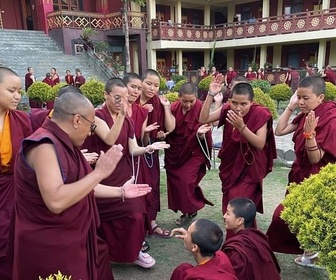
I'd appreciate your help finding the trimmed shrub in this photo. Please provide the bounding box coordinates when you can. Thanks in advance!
[46,82,68,101]
[159,75,167,91]
[269,83,292,109]
[172,75,186,84]
[325,82,336,101]
[164,92,179,103]
[27,82,52,102]
[253,87,278,119]
[80,78,105,107]
[250,79,272,94]
[281,163,336,279]
[172,80,187,92]
[198,75,212,91]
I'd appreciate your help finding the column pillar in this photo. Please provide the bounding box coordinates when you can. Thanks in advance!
[227,2,235,23]
[204,4,210,25]
[262,0,270,18]
[322,0,330,9]
[176,1,181,23]
[260,45,267,69]
[226,49,234,69]
[204,51,210,72]
[148,49,157,71]
[317,39,327,70]
[277,0,283,16]
[177,49,183,75]
[273,45,282,68]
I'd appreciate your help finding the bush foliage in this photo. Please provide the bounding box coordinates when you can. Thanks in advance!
[324,82,336,101]
[172,80,187,92]
[172,75,186,84]
[198,75,212,91]
[80,78,105,107]
[39,270,72,280]
[27,82,52,102]
[253,88,278,119]
[164,92,179,103]
[46,82,68,101]
[250,79,272,94]
[269,83,292,102]
[281,163,336,279]
[159,75,167,91]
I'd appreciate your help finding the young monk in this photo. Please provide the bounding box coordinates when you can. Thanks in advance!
[267,76,336,266]
[135,69,176,238]
[165,82,213,225]
[0,67,32,279]
[222,198,281,280]
[200,76,276,240]
[170,218,238,280]
[82,78,169,268]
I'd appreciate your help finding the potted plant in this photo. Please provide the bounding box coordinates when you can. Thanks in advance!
[264,62,273,69]
[80,28,98,50]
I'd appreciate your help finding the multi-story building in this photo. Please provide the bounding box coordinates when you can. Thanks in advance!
[2,0,336,82]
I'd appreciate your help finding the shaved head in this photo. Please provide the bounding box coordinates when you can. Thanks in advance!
[0,67,19,83]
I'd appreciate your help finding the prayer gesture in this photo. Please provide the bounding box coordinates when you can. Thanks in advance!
[226,110,245,131]
[304,111,319,133]
[143,103,154,112]
[146,141,170,153]
[122,176,152,199]
[94,144,123,179]
[209,74,224,96]
[170,227,187,239]
[159,95,170,107]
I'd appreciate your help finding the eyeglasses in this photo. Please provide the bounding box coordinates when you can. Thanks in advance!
[71,113,97,132]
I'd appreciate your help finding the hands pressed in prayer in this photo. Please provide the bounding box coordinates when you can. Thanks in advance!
[304,111,319,133]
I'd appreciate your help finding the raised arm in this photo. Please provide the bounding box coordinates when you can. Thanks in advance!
[27,144,124,214]
[159,95,176,132]
[275,92,298,136]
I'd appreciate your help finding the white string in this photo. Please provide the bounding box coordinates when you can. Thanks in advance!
[131,152,141,184]
[141,138,154,168]
[196,134,211,162]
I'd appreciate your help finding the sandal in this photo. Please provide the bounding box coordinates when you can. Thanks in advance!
[152,225,171,239]
[188,211,198,219]
[294,254,324,269]
[141,240,150,253]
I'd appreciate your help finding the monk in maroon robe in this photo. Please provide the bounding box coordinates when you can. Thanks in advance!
[75,69,86,87]
[165,83,213,224]
[223,198,281,280]
[13,91,151,279]
[267,76,336,256]
[42,72,55,87]
[244,67,257,81]
[83,78,167,266]
[65,70,75,85]
[135,69,175,237]
[200,78,276,240]
[51,67,60,84]
[224,66,238,86]
[171,219,238,280]
[0,67,32,279]
[322,65,336,85]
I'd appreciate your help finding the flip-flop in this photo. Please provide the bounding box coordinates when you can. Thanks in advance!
[294,255,324,269]
[152,225,171,239]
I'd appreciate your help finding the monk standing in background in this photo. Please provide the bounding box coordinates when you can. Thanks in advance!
[13,90,151,280]
[50,67,60,85]
[200,76,276,240]
[165,82,213,225]
[135,69,176,238]
[75,68,86,87]
[0,67,32,279]
[82,78,169,268]
[222,198,281,280]
[65,69,75,85]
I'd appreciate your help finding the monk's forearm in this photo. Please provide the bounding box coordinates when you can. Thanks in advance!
[305,137,325,164]
[163,105,176,132]
[275,107,294,135]
[240,126,265,150]
[199,95,213,123]
[103,114,125,146]
[94,184,123,198]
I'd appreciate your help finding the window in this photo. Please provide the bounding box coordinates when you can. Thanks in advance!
[53,0,81,11]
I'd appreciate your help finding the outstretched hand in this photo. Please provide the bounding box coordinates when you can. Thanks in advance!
[170,228,187,239]
[197,124,212,136]
[122,176,152,198]
[147,141,170,152]
[209,74,224,96]
[159,95,170,106]
[81,149,99,165]
[94,144,123,179]
[145,122,159,133]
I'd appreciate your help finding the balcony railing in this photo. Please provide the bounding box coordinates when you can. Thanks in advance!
[151,7,336,41]
[47,10,147,30]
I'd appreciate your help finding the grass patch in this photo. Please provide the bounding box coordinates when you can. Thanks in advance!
[111,165,329,280]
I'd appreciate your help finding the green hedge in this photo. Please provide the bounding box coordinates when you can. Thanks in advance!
[198,75,212,91]
[250,79,272,94]
[282,163,336,279]
[325,82,336,101]
[46,82,68,101]
[253,87,278,119]
[172,80,187,92]
[80,78,105,107]
[164,92,179,103]
[27,82,52,102]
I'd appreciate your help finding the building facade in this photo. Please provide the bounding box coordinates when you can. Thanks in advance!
[1,0,336,82]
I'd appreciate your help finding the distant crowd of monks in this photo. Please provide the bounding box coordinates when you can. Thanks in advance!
[1,64,336,279]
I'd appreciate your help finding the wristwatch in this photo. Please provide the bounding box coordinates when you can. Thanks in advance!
[303,131,316,140]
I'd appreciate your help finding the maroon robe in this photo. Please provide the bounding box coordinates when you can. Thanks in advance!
[290,70,300,92]
[324,69,336,85]
[29,108,51,132]
[13,118,112,280]
[267,101,336,254]
[25,73,34,92]
[222,228,281,280]
[135,95,165,221]
[75,75,86,87]
[65,74,75,85]
[42,77,55,87]
[245,72,257,81]
[165,100,213,214]
[170,251,238,280]
[0,110,31,279]
[225,71,238,86]
[82,105,145,262]
[52,74,60,84]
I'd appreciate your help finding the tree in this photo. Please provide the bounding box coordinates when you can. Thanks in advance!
[121,0,146,73]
